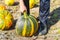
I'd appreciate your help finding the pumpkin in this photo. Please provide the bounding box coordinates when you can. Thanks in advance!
[0,5,6,10]
[35,0,39,5]
[15,11,38,37]
[5,0,14,6]
[0,10,13,30]
[29,0,35,9]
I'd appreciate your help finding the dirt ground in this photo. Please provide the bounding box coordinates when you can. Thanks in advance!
[0,0,60,40]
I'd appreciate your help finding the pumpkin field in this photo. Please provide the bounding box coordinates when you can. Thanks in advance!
[0,0,60,40]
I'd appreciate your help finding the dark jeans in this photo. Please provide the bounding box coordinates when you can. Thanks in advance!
[38,0,50,34]
[40,0,50,23]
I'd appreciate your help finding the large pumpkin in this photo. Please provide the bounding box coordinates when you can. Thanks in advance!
[5,0,14,6]
[15,12,38,37]
[29,0,35,9]
[0,10,13,30]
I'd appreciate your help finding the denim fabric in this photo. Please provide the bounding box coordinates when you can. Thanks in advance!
[40,0,50,23]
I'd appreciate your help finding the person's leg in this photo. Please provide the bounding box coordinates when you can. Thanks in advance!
[23,0,30,15]
[39,0,50,35]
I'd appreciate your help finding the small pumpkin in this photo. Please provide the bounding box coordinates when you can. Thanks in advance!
[15,11,38,37]
[0,10,13,30]
[29,0,35,9]
[5,0,14,6]
[0,5,6,10]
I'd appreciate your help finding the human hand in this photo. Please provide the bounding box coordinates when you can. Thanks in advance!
[20,4,27,13]
[20,0,27,13]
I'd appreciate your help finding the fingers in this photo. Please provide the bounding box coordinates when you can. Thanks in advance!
[20,6,27,13]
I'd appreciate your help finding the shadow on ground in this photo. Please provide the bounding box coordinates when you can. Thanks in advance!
[47,7,60,33]
[9,19,17,30]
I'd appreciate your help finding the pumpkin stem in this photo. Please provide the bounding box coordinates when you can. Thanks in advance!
[24,11,27,18]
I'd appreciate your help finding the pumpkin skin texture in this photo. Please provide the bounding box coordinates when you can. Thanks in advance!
[29,0,35,9]
[0,5,6,10]
[5,0,14,6]
[0,10,13,30]
[15,12,38,37]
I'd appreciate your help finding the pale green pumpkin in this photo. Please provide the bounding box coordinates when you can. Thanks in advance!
[15,12,38,37]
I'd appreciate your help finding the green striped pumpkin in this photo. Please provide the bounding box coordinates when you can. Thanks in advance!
[15,12,38,37]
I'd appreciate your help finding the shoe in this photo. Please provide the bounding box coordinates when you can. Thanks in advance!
[38,20,48,35]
